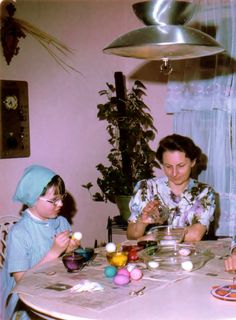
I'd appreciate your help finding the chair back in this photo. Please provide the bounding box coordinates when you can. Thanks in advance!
[0,215,19,268]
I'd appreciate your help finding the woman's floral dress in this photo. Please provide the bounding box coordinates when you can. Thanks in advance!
[129,177,216,230]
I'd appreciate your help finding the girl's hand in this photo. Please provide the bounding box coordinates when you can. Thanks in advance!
[51,231,71,257]
[141,200,162,224]
[66,238,81,253]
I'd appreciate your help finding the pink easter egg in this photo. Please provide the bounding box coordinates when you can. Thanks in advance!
[117,268,130,278]
[130,268,143,281]
[113,274,130,286]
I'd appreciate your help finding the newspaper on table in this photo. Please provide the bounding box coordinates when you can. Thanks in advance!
[13,251,188,312]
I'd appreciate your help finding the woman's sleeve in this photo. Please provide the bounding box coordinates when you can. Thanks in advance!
[197,186,216,229]
[128,180,150,222]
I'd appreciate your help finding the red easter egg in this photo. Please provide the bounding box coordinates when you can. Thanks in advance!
[128,248,139,261]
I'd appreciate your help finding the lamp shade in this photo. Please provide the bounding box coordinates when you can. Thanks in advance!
[132,0,197,26]
[103,25,224,60]
[103,1,225,61]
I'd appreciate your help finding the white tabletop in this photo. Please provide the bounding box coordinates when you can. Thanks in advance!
[14,239,236,320]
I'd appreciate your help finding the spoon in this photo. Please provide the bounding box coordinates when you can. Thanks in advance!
[129,286,146,296]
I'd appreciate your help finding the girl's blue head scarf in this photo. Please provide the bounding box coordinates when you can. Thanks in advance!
[13,165,56,207]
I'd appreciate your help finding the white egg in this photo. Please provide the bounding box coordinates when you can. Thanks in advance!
[126,263,136,272]
[148,261,160,269]
[105,242,116,253]
[178,248,191,256]
[72,232,82,241]
[181,261,193,271]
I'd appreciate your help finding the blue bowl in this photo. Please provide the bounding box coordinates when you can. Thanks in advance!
[74,247,95,262]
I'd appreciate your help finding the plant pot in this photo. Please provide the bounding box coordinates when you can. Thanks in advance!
[115,195,132,222]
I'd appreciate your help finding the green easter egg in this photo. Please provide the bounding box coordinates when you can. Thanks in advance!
[104,265,117,278]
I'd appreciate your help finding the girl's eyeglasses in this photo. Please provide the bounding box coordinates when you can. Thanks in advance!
[39,193,67,206]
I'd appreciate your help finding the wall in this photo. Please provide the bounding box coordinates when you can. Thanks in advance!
[0,0,173,246]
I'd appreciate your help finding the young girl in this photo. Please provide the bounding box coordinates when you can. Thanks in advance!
[1,165,81,320]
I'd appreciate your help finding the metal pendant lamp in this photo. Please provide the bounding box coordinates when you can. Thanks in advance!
[103,0,225,74]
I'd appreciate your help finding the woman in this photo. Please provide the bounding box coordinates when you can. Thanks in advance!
[1,165,81,320]
[127,134,216,242]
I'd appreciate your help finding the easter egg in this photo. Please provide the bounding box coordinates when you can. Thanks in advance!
[179,248,191,256]
[72,232,82,241]
[181,261,193,271]
[117,268,130,278]
[105,242,116,253]
[104,266,117,278]
[126,263,136,273]
[148,261,160,269]
[130,268,143,280]
[128,248,139,261]
[113,274,130,286]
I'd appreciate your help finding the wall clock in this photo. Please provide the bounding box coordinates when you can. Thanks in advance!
[0,80,30,158]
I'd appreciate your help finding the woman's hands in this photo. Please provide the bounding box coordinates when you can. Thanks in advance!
[140,200,162,224]
[127,200,164,240]
[183,223,207,242]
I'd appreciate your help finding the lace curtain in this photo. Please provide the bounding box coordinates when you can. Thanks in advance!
[165,0,236,236]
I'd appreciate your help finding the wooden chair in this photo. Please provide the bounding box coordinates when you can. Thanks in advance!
[0,215,19,268]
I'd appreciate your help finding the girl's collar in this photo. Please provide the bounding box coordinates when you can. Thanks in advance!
[26,208,48,222]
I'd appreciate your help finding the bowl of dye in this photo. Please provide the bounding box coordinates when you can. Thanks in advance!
[74,247,95,262]
[62,253,86,272]
[122,244,145,262]
[106,250,128,268]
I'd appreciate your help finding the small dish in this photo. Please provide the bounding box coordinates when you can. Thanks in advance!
[211,284,236,301]
[62,253,86,273]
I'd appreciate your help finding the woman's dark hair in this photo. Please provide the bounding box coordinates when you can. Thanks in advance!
[156,134,202,164]
[40,175,65,196]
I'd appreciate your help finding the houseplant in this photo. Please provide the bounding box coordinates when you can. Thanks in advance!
[82,72,160,220]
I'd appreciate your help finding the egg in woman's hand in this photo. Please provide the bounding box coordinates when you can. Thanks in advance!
[71,232,83,241]
[105,242,116,253]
